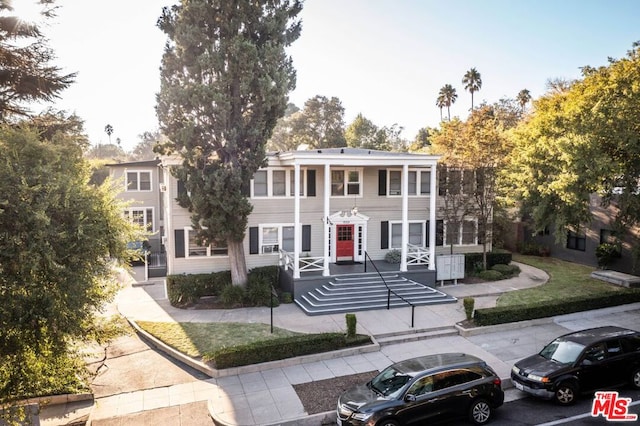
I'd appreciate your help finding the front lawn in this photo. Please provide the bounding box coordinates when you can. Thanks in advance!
[498,254,640,307]
[136,321,301,358]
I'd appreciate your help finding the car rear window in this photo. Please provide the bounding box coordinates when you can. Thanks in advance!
[432,369,483,390]
[621,335,640,353]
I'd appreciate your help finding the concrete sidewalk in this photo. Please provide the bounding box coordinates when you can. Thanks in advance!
[47,261,639,426]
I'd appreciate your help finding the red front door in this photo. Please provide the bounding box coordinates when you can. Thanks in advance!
[336,224,354,261]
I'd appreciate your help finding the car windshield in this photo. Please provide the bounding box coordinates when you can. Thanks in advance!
[539,339,585,364]
[369,366,412,398]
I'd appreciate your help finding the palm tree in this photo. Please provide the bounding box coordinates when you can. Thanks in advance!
[104,124,113,144]
[436,93,446,121]
[438,84,457,121]
[462,68,482,110]
[516,89,532,113]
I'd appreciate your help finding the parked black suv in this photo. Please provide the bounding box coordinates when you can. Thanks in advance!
[511,326,640,405]
[337,353,504,425]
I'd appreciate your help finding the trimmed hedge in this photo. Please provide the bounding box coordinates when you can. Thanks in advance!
[464,251,512,273]
[477,269,504,281]
[204,333,372,369]
[474,292,640,326]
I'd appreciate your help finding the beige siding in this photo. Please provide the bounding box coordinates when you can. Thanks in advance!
[166,164,488,275]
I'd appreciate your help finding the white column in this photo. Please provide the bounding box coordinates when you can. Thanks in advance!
[429,164,437,270]
[293,163,301,279]
[323,163,330,276]
[400,164,409,272]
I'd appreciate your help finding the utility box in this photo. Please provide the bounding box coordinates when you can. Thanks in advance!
[436,254,465,285]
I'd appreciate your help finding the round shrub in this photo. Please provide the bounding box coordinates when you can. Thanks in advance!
[220,285,246,308]
[463,297,474,321]
[385,249,401,264]
[477,269,504,281]
[281,292,293,304]
[490,263,520,277]
[246,275,273,307]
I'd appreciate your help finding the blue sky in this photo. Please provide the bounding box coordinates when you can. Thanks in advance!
[41,0,640,151]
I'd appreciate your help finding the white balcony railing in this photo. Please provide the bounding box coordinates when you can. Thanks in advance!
[406,243,430,265]
[279,250,324,273]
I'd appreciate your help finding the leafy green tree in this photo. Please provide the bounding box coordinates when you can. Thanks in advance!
[345,113,380,149]
[462,67,482,110]
[408,126,435,152]
[438,84,457,120]
[85,143,127,160]
[156,0,302,287]
[516,89,532,113]
[0,0,74,120]
[0,120,138,416]
[267,102,300,151]
[380,123,407,152]
[507,42,640,245]
[131,130,164,160]
[432,105,511,268]
[289,95,346,148]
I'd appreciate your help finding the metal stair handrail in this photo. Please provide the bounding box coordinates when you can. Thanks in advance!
[364,251,415,327]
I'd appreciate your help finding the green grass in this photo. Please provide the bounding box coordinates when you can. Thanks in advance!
[137,321,302,358]
[498,254,640,307]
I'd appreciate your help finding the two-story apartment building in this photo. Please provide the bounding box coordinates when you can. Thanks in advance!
[109,148,488,283]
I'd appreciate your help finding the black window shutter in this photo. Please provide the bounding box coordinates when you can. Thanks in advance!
[307,169,316,197]
[425,221,430,247]
[381,221,389,249]
[302,225,311,252]
[174,229,185,258]
[378,170,387,196]
[249,227,259,254]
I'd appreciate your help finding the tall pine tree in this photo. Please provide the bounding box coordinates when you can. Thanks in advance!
[156,0,302,286]
[0,0,75,120]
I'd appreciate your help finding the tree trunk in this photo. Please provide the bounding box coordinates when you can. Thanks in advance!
[227,238,248,287]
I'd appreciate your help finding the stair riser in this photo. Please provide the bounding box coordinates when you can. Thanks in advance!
[307,293,453,304]
[296,298,456,315]
[377,331,459,346]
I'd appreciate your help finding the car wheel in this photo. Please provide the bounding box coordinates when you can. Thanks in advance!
[554,382,577,405]
[468,398,492,425]
[632,368,640,389]
[376,419,400,426]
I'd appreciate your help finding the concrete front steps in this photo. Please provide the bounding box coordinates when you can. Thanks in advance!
[295,272,457,315]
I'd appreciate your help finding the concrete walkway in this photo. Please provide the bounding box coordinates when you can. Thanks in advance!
[79,262,551,425]
[42,262,640,425]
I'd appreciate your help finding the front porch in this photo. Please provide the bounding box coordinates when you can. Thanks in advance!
[278,256,456,316]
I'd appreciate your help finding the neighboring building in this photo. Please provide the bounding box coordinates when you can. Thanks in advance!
[109,148,489,281]
[522,193,639,274]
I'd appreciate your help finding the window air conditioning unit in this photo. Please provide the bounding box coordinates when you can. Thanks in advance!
[159,184,167,192]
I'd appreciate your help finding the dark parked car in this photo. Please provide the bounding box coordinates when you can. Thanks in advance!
[337,353,504,426]
[511,326,640,405]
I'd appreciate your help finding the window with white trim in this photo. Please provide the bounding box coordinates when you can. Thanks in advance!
[390,221,425,248]
[126,171,152,191]
[461,220,477,245]
[389,169,431,196]
[331,169,362,197]
[260,224,294,254]
[185,228,228,257]
[124,208,153,231]
[251,168,306,198]
[443,219,477,245]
